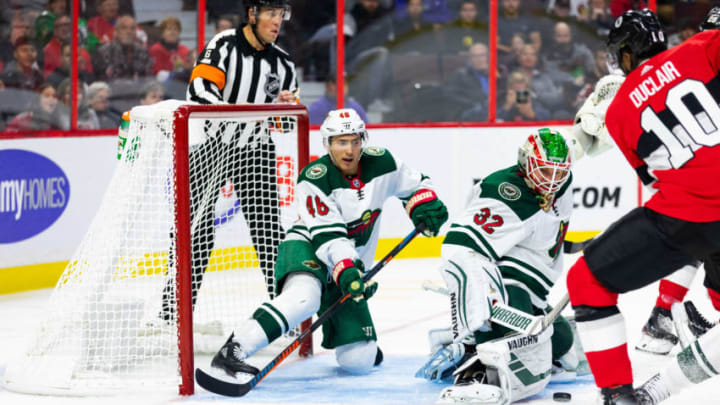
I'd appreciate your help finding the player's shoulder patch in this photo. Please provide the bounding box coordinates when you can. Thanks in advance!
[359,147,397,182]
[364,146,386,156]
[479,166,540,220]
[306,163,327,179]
[497,182,522,201]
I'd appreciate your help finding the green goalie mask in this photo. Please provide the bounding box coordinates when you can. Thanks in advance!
[518,128,572,194]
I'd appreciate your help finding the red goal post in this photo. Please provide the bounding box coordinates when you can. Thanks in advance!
[173,103,311,395]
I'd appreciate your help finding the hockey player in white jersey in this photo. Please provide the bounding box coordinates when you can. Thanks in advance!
[416,128,579,404]
[202,108,449,379]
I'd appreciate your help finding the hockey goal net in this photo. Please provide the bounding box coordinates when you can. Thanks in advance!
[3,100,310,396]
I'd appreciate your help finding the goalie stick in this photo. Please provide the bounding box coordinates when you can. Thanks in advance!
[195,224,426,397]
[421,236,592,335]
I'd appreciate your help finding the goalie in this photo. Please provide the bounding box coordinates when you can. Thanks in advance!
[416,128,582,404]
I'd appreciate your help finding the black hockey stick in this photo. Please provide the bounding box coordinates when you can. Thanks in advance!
[195,224,426,397]
[562,236,596,254]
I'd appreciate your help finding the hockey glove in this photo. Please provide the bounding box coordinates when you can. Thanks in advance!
[333,259,377,301]
[405,189,448,237]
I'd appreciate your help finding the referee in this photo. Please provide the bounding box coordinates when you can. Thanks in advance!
[160,0,299,321]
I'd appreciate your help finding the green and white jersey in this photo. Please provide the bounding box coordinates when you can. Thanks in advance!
[292,146,434,272]
[442,166,573,308]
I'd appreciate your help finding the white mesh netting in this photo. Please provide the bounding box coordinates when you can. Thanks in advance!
[3,100,306,395]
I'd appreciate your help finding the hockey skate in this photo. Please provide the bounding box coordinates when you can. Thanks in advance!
[635,306,678,355]
[633,373,670,405]
[436,356,509,405]
[210,333,260,379]
[671,301,715,349]
[599,384,638,405]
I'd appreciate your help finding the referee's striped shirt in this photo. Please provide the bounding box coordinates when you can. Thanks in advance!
[187,25,299,105]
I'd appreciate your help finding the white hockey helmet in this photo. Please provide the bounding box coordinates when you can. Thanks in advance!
[320,108,368,150]
[518,128,572,194]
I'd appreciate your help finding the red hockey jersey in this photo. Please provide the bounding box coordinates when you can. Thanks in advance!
[606,29,720,222]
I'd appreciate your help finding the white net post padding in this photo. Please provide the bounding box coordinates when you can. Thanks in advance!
[2,100,310,396]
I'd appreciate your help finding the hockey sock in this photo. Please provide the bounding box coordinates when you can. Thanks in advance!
[656,280,689,310]
[658,324,720,396]
[567,257,632,388]
[235,273,322,356]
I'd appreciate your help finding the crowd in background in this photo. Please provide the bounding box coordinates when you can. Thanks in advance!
[0,0,717,131]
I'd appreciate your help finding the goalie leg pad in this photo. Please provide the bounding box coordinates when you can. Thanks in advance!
[440,251,507,343]
[441,327,554,404]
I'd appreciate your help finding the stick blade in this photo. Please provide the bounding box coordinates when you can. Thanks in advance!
[195,367,253,397]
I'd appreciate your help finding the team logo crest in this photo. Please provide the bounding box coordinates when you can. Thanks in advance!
[302,260,321,270]
[264,72,281,98]
[498,182,521,201]
[365,146,385,156]
[306,164,327,179]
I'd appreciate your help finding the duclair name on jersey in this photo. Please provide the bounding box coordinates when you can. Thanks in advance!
[629,61,681,108]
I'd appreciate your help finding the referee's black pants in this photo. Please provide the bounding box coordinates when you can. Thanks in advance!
[161,135,284,320]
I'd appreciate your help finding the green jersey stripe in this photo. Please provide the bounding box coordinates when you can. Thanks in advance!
[309,223,347,233]
[499,266,549,300]
[499,257,553,289]
[443,231,492,260]
[694,340,719,375]
[448,224,500,260]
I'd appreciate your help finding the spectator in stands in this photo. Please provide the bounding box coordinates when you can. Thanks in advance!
[87,80,119,127]
[542,22,594,85]
[308,72,369,124]
[88,0,120,44]
[6,83,64,131]
[497,0,541,54]
[139,81,164,105]
[81,0,133,20]
[668,18,699,47]
[346,0,394,110]
[498,31,526,74]
[351,0,391,34]
[390,0,440,54]
[149,17,192,77]
[610,0,646,18]
[0,13,32,65]
[0,36,43,92]
[34,0,69,46]
[498,70,550,122]
[443,0,489,54]
[444,42,489,121]
[56,78,100,129]
[47,43,95,87]
[93,15,153,81]
[215,14,239,35]
[43,14,94,78]
[515,43,575,119]
[577,0,614,38]
[572,46,609,108]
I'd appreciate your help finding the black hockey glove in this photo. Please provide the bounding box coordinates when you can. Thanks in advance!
[405,189,448,237]
[333,259,377,301]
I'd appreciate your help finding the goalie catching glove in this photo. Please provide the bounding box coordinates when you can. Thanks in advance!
[566,73,624,160]
[333,259,377,301]
[405,189,448,237]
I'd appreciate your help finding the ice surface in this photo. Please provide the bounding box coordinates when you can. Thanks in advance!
[1,256,718,404]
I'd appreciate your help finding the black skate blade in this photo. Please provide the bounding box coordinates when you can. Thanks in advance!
[195,367,255,397]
